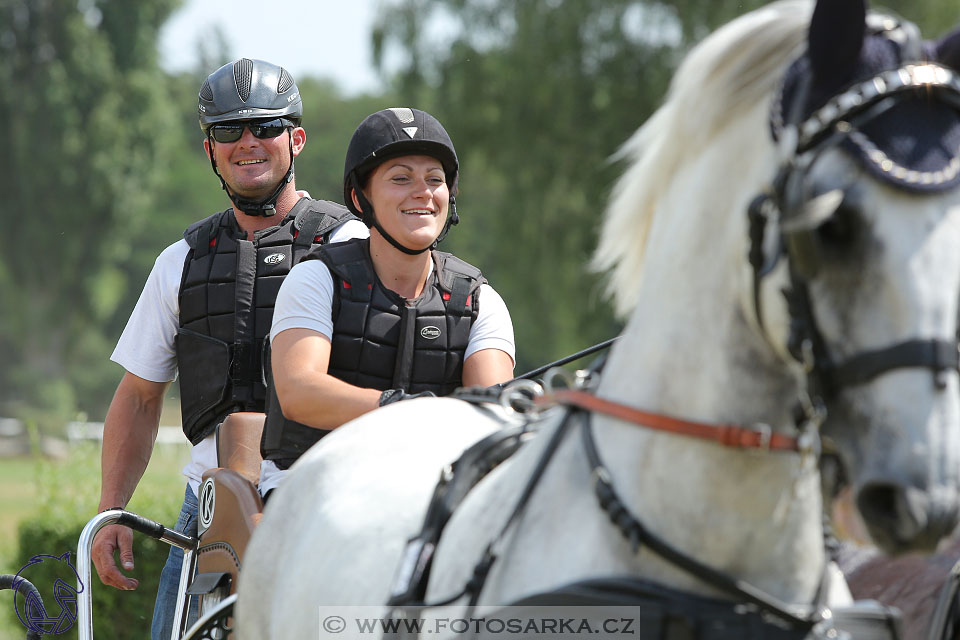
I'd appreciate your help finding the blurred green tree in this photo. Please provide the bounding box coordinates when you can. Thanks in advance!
[0,0,183,431]
[369,0,959,374]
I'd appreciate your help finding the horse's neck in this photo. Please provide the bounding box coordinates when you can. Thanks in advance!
[582,235,826,603]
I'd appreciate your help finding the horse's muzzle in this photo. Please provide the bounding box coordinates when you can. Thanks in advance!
[856,483,960,554]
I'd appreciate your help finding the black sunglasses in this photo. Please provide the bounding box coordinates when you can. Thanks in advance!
[209,118,293,143]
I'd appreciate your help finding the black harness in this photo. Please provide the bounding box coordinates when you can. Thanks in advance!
[384,382,903,640]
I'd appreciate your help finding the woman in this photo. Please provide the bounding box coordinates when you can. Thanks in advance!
[259,107,515,494]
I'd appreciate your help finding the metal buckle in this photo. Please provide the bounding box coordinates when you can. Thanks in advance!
[752,423,773,450]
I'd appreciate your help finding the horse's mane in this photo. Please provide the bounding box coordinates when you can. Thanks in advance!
[593,0,812,317]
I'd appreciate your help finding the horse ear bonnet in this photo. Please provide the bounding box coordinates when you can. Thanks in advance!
[772,2,960,192]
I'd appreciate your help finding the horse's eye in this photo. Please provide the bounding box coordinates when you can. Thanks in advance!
[817,205,858,246]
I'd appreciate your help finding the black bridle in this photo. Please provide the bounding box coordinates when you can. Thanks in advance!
[747,60,960,418]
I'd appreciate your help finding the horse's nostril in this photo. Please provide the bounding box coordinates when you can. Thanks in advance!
[854,483,958,554]
[856,484,898,521]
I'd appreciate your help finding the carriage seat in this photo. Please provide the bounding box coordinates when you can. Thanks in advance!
[188,413,266,607]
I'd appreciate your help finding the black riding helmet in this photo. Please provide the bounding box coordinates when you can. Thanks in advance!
[198,58,302,217]
[343,108,459,255]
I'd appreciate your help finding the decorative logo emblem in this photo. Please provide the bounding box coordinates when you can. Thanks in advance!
[421,326,441,340]
[402,126,418,139]
[263,252,286,265]
[9,552,83,635]
[198,479,216,535]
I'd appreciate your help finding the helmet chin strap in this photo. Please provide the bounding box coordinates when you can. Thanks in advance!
[352,177,459,255]
[206,130,296,218]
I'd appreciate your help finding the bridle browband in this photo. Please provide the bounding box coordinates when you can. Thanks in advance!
[748,60,960,412]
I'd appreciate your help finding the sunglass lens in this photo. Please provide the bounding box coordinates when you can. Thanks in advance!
[210,119,288,142]
[250,120,287,139]
[211,125,243,143]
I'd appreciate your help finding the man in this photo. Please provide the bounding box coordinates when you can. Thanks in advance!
[91,58,368,639]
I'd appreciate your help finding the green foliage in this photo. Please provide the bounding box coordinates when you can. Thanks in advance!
[295,80,400,203]
[0,0,183,432]
[3,446,185,640]
[374,0,678,371]
[3,0,960,427]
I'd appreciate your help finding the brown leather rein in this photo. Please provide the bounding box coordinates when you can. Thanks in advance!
[545,389,802,453]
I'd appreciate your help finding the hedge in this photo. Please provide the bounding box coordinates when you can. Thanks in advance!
[3,445,185,640]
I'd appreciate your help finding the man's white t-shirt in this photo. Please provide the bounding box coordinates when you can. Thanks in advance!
[258,253,516,495]
[110,218,369,495]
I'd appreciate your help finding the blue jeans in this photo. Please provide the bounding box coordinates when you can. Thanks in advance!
[151,484,199,640]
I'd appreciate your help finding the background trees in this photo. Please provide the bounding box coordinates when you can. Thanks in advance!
[2,0,958,432]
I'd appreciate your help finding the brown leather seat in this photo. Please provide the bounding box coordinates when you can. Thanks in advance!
[188,412,267,614]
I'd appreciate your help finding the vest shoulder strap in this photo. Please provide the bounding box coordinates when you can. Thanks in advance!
[313,238,375,303]
[433,251,486,314]
[291,198,359,251]
[183,209,232,258]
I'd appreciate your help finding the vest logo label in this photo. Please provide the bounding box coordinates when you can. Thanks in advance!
[421,326,441,340]
[264,252,286,265]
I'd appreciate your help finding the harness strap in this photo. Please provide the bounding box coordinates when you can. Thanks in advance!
[386,423,532,608]
[547,389,801,452]
[578,413,815,631]
[829,338,960,391]
[463,410,578,608]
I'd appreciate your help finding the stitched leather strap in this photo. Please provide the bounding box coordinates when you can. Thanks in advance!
[547,389,800,452]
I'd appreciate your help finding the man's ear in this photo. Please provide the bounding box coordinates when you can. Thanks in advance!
[291,127,307,156]
[203,137,213,160]
[351,187,362,212]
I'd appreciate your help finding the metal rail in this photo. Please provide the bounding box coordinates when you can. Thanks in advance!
[76,509,197,640]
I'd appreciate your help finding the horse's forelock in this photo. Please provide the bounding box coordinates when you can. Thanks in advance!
[593,0,811,318]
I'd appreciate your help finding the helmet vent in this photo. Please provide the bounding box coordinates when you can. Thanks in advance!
[388,107,415,124]
[234,58,254,102]
[199,79,214,102]
[277,68,294,94]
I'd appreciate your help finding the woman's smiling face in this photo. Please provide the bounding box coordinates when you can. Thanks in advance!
[362,154,450,251]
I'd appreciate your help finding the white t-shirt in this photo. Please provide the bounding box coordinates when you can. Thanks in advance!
[259,252,516,495]
[110,216,369,495]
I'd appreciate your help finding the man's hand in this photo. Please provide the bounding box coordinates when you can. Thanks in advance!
[92,524,139,590]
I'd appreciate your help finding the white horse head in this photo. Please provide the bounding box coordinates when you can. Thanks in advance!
[237,1,960,637]
[595,0,960,554]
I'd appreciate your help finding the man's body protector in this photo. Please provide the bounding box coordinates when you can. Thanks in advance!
[176,198,357,445]
[261,238,484,469]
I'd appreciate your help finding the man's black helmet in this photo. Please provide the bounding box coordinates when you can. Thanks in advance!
[198,58,302,132]
[343,107,459,215]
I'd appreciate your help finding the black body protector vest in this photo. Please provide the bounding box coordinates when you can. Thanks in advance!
[261,238,485,469]
[175,198,356,445]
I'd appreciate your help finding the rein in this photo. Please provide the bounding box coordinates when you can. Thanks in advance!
[546,389,808,453]
[386,381,827,635]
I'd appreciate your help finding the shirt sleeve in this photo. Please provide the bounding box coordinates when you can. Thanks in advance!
[327,219,370,243]
[466,284,516,365]
[270,260,336,343]
[110,240,188,383]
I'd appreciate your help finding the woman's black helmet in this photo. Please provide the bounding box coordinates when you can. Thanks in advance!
[342,108,460,254]
[343,107,459,216]
[198,58,302,132]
